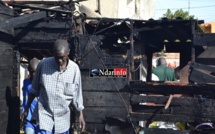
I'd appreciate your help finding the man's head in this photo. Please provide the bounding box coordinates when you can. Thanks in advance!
[157,57,167,66]
[28,58,40,79]
[53,39,70,66]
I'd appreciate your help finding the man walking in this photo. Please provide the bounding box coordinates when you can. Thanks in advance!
[21,39,85,134]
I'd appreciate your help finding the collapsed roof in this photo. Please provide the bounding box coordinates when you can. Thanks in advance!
[0,0,205,61]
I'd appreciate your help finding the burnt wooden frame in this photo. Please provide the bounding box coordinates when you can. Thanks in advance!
[1,2,215,133]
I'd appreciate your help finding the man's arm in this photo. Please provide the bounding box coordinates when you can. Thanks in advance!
[20,93,36,123]
[78,111,85,132]
[73,66,85,131]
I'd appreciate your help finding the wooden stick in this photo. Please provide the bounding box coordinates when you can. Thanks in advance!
[164,94,173,109]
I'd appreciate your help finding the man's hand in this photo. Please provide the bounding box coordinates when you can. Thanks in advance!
[78,111,85,132]
[20,108,28,126]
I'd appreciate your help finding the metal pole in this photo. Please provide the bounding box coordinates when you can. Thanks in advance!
[96,0,101,14]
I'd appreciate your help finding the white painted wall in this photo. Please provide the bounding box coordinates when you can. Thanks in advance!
[80,0,154,20]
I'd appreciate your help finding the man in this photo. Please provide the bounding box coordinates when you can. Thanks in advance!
[21,58,40,134]
[152,57,176,81]
[21,39,85,134]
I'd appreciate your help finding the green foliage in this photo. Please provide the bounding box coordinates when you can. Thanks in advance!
[162,9,207,33]
[199,25,207,33]
[163,9,195,20]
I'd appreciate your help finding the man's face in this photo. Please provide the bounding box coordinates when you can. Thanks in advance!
[28,66,36,78]
[54,49,70,66]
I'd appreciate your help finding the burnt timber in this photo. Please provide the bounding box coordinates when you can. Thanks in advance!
[1,1,215,134]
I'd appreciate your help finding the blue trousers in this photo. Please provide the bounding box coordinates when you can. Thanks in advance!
[24,121,37,134]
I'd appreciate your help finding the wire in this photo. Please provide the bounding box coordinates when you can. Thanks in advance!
[133,63,141,72]
[93,18,102,34]
[156,5,215,10]
[88,37,138,134]
[93,18,129,35]
[93,23,117,35]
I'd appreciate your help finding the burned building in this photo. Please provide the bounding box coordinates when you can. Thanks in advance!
[1,0,215,134]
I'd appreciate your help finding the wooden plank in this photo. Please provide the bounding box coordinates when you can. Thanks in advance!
[144,128,190,134]
[193,33,215,46]
[18,42,53,50]
[131,112,215,122]
[192,63,215,73]
[196,58,215,66]
[0,31,14,42]
[132,105,215,117]
[15,29,69,43]
[0,4,14,35]
[190,69,215,84]
[0,43,18,134]
[16,21,72,29]
[130,113,194,122]
[83,92,129,107]
[82,70,128,91]
[130,95,215,106]
[0,66,13,78]
[0,11,46,34]
[130,81,215,95]
[196,46,215,65]
[83,107,128,123]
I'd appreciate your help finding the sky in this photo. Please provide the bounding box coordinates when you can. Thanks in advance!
[154,0,215,23]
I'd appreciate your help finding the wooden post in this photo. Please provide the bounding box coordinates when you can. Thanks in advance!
[191,20,196,64]
[0,3,20,133]
[129,20,134,81]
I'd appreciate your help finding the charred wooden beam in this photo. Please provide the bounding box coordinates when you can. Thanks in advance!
[15,29,69,43]
[129,20,134,80]
[8,3,71,14]
[85,17,147,22]
[0,4,14,35]
[131,112,215,122]
[0,11,46,34]
[15,21,72,29]
[83,107,128,123]
[0,12,46,35]
[0,43,19,133]
[193,33,215,46]
[132,105,215,117]
[131,95,207,106]
[0,31,14,43]
[83,92,130,107]
[191,63,215,73]
[130,81,215,95]
[130,113,194,122]
[189,69,215,84]
[132,95,215,107]
[191,21,195,64]
[18,42,53,50]
[81,70,128,91]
